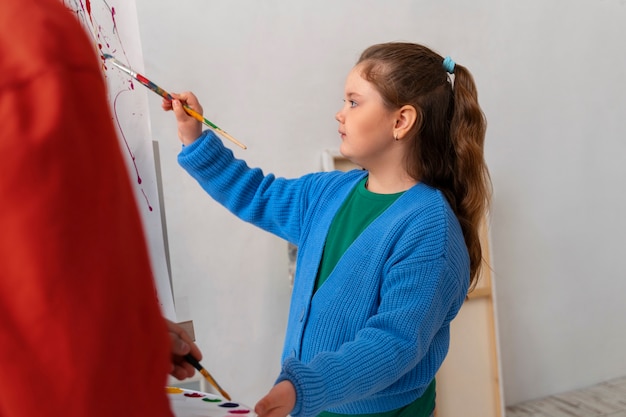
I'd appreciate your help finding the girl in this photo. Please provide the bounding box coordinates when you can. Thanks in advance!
[163,42,490,417]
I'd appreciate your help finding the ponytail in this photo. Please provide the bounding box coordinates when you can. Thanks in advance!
[358,43,491,290]
[448,64,491,289]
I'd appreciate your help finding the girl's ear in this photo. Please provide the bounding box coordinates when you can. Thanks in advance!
[394,105,420,140]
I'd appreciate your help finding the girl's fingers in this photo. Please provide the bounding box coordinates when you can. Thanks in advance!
[161,97,173,111]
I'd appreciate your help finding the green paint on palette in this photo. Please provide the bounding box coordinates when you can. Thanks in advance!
[202,398,222,403]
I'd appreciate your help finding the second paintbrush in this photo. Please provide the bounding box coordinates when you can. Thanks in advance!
[184,353,232,401]
[103,54,246,150]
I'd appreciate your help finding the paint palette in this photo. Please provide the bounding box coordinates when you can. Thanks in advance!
[167,387,254,417]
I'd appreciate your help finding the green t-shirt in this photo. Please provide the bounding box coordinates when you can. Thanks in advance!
[314,177,435,417]
[318,381,435,417]
[315,177,403,291]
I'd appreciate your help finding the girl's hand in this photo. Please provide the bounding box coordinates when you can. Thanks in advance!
[161,91,203,145]
[254,380,296,417]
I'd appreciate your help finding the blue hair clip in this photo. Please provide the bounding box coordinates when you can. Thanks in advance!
[443,56,455,74]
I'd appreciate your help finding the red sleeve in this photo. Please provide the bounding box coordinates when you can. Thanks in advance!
[0,1,173,416]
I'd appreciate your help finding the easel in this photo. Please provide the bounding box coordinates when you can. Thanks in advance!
[435,219,504,417]
[154,140,213,394]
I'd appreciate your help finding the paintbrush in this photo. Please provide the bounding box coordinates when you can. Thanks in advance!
[184,353,232,401]
[103,54,247,150]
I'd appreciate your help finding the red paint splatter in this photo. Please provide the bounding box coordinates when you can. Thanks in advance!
[65,0,154,213]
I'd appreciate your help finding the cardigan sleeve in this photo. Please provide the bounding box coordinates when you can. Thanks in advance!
[178,130,314,243]
[178,131,364,245]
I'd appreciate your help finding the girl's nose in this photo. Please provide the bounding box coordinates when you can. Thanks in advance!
[335,110,343,123]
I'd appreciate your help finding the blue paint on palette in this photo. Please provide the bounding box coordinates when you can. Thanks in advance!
[218,402,240,408]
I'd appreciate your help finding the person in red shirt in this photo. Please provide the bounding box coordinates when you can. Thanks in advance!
[0,0,199,415]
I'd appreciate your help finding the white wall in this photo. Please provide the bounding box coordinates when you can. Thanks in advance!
[135,0,626,408]
[485,1,626,405]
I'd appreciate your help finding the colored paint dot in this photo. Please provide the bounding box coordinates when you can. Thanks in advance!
[165,387,184,394]
[219,402,240,408]
[229,410,251,414]
[202,398,222,403]
[184,392,205,398]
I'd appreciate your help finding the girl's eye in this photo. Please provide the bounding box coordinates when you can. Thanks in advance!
[342,99,358,108]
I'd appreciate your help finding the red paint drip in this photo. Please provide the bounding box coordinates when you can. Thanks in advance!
[85,0,93,23]
[113,91,140,183]
[112,91,153,211]
[141,190,153,211]
[111,7,117,28]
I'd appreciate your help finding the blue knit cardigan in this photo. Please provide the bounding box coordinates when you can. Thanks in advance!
[178,131,470,417]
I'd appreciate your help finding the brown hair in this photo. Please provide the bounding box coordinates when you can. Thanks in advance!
[357,42,491,289]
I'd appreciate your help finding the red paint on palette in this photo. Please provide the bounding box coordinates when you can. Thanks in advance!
[184,392,205,398]
[229,410,251,414]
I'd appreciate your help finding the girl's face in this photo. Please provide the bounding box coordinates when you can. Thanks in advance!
[336,65,397,168]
